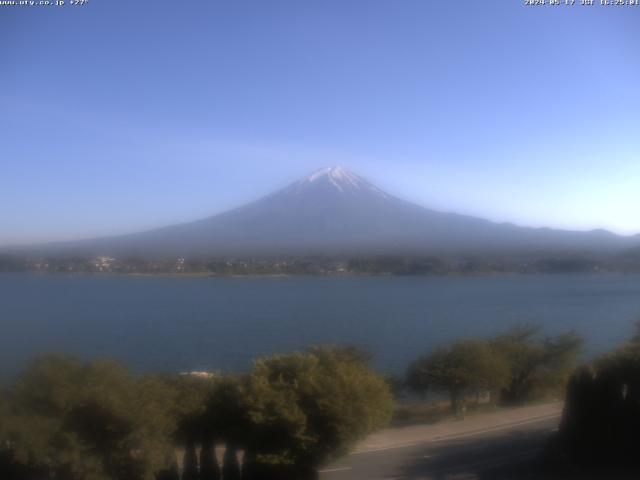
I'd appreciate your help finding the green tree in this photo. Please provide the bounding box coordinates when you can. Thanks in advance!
[406,339,509,412]
[492,325,583,404]
[0,355,180,480]
[156,373,216,442]
[146,372,217,479]
[219,346,393,477]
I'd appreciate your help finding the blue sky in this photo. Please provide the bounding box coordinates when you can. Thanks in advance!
[1,0,639,245]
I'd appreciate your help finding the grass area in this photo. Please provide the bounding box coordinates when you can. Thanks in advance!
[392,400,496,427]
[391,395,562,428]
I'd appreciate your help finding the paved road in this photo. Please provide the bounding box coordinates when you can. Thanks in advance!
[319,404,562,480]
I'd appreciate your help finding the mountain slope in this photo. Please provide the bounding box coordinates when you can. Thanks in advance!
[18,166,640,257]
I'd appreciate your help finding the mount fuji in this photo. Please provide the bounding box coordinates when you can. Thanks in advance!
[22,166,639,257]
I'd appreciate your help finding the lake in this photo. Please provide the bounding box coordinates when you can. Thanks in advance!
[1,273,640,378]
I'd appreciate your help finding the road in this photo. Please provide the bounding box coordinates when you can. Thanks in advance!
[319,403,563,480]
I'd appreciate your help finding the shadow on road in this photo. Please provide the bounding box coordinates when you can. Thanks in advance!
[393,426,640,480]
[394,427,553,480]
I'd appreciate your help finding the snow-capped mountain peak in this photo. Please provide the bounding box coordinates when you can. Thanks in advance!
[296,166,388,197]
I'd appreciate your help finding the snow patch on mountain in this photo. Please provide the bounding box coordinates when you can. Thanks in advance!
[297,166,388,198]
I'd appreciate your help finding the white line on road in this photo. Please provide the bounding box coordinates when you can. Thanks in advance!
[350,442,426,455]
[318,467,352,473]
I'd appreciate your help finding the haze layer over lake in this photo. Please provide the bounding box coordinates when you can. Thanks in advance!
[2,273,639,378]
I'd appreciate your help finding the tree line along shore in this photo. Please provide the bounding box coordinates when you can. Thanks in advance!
[2,251,640,276]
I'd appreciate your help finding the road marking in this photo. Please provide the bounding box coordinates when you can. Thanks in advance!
[351,441,425,454]
[318,467,352,473]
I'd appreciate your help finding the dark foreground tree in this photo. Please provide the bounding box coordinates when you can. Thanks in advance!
[539,322,640,478]
[199,437,221,480]
[155,458,180,480]
[182,438,199,480]
[222,444,241,480]
[553,336,640,472]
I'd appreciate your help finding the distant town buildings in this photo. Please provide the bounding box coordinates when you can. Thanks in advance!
[2,253,635,276]
[93,256,116,272]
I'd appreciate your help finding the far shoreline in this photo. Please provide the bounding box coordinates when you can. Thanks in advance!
[2,270,640,279]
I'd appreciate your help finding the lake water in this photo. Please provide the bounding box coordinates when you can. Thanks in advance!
[1,273,640,378]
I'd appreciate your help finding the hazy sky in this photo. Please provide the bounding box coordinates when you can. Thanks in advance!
[1,0,639,245]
